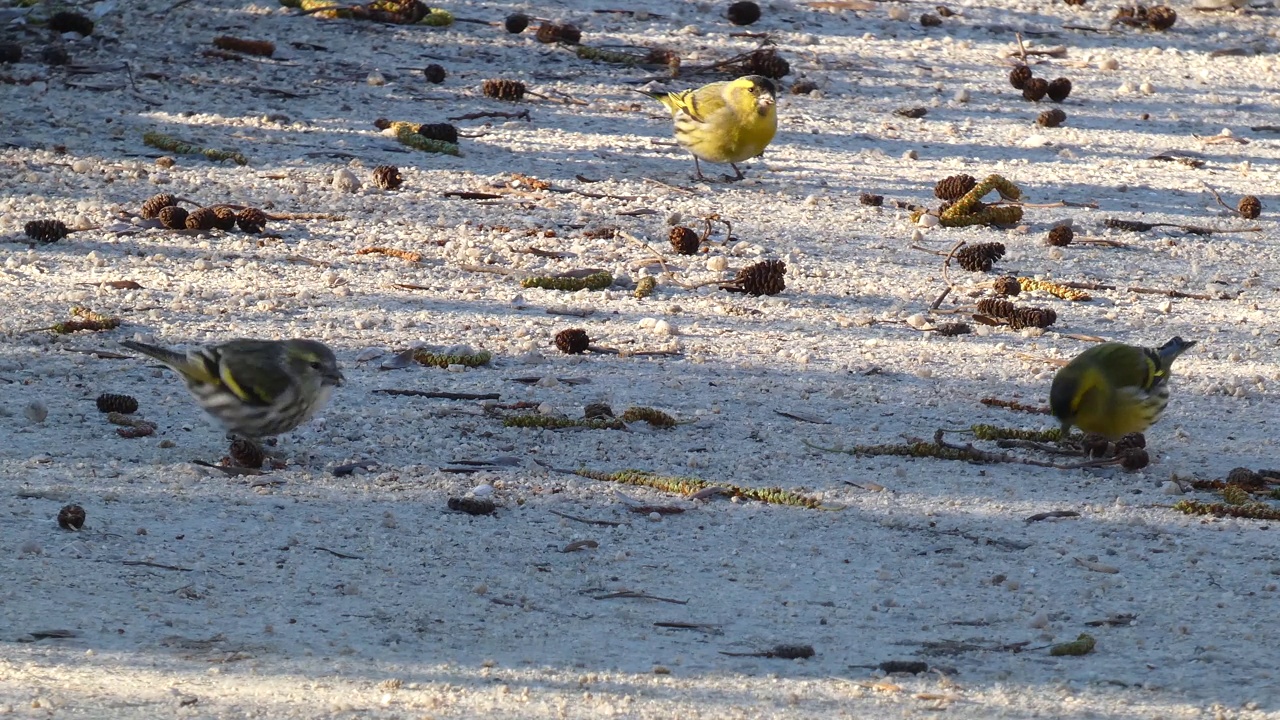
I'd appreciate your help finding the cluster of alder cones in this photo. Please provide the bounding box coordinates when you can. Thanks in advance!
[139,194,269,233]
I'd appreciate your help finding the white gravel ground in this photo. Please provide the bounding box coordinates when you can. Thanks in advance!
[3,0,1280,717]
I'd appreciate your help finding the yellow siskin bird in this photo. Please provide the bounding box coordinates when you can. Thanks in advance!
[120,338,343,442]
[1049,337,1196,439]
[640,74,778,181]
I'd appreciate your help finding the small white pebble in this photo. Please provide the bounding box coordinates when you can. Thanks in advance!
[71,159,93,173]
[1139,81,1155,95]
[707,256,729,272]
[953,88,970,103]
[1099,57,1120,71]
[652,319,674,336]
[333,168,361,193]
[367,71,386,86]
[906,313,928,329]
[23,401,48,424]
[648,512,663,522]
[472,484,494,498]
[916,213,939,228]
[902,149,919,160]
[1161,481,1184,496]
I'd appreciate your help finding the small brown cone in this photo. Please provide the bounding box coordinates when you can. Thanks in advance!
[1009,65,1033,90]
[236,207,268,233]
[210,205,238,231]
[741,48,790,79]
[555,328,590,354]
[976,297,1016,319]
[935,174,976,201]
[372,165,403,190]
[482,79,526,101]
[185,207,217,231]
[1007,307,1057,330]
[992,276,1021,296]
[140,193,177,219]
[1022,78,1049,102]
[1147,5,1176,30]
[418,123,459,144]
[724,259,786,296]
[933,322,971,336]
[534,23,581,45]
[954,242,1006,272]
[1046,225,1074,246]
[669,226,700,255]
[1037,108,1067,127]
[1047,77,1072,102]
[423,64,446,84]
[24,219,69,243]
[157,205,188,230]
[58,504,86,530]
[96,393,139,414]
[1238,195,1262,220]
[229,438,265,469]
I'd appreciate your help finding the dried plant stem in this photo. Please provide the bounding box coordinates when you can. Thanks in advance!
[1202,183,1248,217]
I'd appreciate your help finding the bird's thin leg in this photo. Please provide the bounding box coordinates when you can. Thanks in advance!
[729,163,746,181]
[693,157,708,180]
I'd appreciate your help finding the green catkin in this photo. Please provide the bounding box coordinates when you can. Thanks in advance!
[634,276,656,299]
[1049,634,1096,657]
[620,407,676,428]
[420,9,452,25]
[969,424,1064,442]
[412,351,492,368]
[1221,485,1251,505]
[392,123,461,156]
[142,131,248,165]
[521,271,613,291]
[503,415,626,430]
[939,174,1024,227]
[1174,499,1280,521]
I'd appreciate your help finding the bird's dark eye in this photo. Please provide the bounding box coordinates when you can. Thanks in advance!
[309,361,322,370]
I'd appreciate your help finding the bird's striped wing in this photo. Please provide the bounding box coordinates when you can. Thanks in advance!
[662,82,729,123]
[206,344,291,407]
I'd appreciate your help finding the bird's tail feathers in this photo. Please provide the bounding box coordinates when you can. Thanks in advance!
[633,87,676,110]
[1157,335,1192,366]
[1157,337,1196,365]
[120,340,220,384]
[120,340,188,368]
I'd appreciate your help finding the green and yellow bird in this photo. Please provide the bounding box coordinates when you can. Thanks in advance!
[640,74,778,181]
[1049,337,1196,439]
[121,338,343,442]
